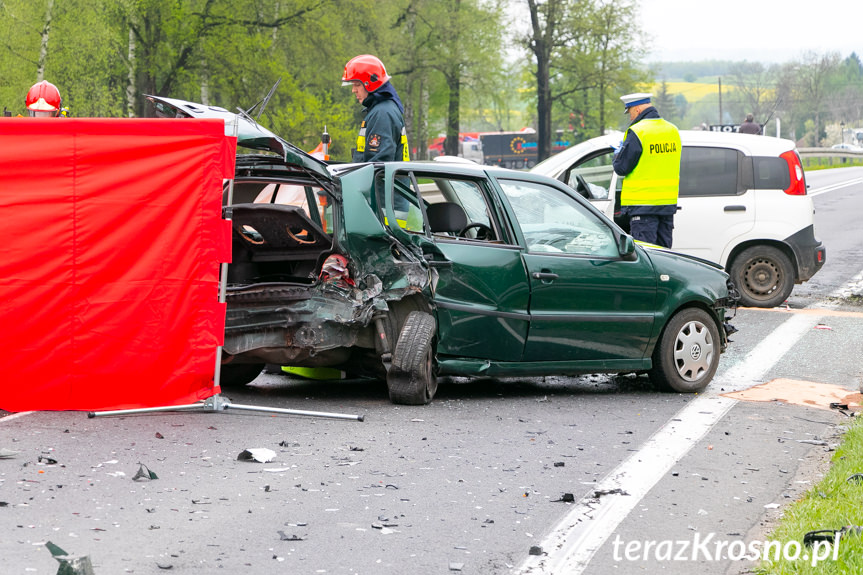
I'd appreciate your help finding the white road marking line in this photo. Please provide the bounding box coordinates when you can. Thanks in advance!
[516,309,827,574]
[808,177,863,196]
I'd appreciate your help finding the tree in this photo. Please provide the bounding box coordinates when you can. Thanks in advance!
[390,0,505,158]
[728,61,778,124]
[653,80,676,122]
[792,51,840,146]
[523,0,566,160]
[522,0,646,159]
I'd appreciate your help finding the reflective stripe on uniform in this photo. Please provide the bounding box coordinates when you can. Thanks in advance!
[401,127,410,161]
[356,121,366,153]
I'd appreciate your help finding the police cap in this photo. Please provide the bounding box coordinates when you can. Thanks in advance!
[620,92,652,111]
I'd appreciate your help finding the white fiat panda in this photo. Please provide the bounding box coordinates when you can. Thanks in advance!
[531,130,826,308]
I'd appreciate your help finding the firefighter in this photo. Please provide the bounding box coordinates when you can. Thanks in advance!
[612,92,681,249]
[25,80,66,117]
[341,54,409,163]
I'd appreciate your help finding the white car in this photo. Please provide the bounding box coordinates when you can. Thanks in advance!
[531,130,826,307]
[831,143,863,151]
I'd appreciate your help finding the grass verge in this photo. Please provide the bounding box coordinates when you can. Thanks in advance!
[755,416,863,573]
[802,157,863,171]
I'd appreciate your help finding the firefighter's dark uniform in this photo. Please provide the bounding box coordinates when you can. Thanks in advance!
[612,106,681,248]
[352,81,409,163]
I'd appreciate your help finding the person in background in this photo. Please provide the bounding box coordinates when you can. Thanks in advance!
[738,113,762,135]
[612,92,682,249]
[341,54,408,163]
[25,80,67,117]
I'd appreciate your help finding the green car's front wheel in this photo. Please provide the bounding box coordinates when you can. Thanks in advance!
[649,308,720,393]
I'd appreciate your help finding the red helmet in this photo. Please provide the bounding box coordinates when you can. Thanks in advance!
[26,81,62,116]
[341,55,390,93]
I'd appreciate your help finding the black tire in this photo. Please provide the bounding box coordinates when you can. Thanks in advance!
[729,245,794,308]
[387,311,437,405]
[219,363,265,388]
[649,308,720,393]
[381,296,430,354]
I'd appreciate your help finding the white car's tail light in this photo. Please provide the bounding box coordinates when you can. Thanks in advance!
[780,150,807,195]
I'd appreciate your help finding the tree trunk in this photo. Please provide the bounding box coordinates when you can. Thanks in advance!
[536,59,552,160]
[126,26,137,117]
[37,0,54,81]
[443,0,462,157]
[444,73,461,156]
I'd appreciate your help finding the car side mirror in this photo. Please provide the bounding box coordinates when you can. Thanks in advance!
[618,235,636,259]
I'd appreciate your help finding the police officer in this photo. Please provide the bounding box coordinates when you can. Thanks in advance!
[341,54,409,162]
[25,80,66,117]
[612,92,681,248]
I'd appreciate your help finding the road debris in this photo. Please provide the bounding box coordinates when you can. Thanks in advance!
[237,448,277,463]
[132,463,159,481]
[722,379,863,411]
[46,541,95,575]
[0,448,21,459]
[593,487,628,498]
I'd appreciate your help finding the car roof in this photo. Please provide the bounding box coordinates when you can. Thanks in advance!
[531,129,798,180]
[678,130,796,153]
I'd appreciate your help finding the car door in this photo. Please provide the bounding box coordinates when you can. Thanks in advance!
[381,166,531,362]
[495,177,657,363]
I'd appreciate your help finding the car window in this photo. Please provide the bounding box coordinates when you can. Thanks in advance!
[563,150,614,199]
[752,156,791,190]
[389,171,503,242]
[679,146,741,197]
[498,179,618,257]
[236,182,329,229]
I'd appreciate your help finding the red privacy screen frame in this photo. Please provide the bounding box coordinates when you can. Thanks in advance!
[0,118,235,411]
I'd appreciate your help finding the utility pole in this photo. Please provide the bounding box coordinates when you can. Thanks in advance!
[718,77,723,125]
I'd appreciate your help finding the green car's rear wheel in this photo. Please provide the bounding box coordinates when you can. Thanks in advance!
[387,311,437,405]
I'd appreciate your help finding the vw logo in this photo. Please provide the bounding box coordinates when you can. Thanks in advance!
[690,344,702,360]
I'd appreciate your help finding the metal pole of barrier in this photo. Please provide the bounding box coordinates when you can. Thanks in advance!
[88,115,363,423]
[89,395,363,421]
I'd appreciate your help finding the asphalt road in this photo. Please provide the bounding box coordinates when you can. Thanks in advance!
[1,168,861,575]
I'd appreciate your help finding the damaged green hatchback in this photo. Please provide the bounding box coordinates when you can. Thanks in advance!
[148,96,738,405]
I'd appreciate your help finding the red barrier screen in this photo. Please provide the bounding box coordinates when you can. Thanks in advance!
[0,118,235,411]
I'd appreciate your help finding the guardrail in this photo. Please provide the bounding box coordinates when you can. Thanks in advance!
[798,148,863,169]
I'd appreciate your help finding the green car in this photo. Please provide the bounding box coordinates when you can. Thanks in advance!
[147,97,738,405]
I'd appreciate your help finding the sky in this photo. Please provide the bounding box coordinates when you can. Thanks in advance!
[638,0,860,63]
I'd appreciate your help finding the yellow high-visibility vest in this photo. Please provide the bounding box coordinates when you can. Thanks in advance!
[621,118,681,206]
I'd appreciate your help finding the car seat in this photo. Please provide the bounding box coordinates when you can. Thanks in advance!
[426,202,469,235]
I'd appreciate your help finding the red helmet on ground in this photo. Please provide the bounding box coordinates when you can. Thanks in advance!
[341,55,390,93]
[26,81,62,116]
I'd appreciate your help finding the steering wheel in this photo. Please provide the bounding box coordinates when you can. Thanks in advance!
[458,222,494,240]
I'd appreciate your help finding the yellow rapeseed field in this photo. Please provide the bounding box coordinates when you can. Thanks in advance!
[648,81,727,101]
